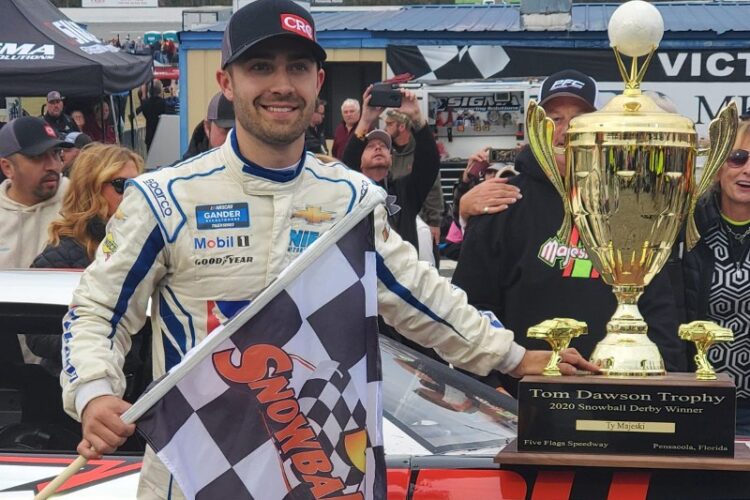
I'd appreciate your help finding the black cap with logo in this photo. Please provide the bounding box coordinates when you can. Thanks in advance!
[539,69,598,112]
[221,0,327,69]
[0,116,72,158]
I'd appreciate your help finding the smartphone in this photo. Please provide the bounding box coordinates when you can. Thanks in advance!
[466,160,490,181]
[368,83,402,108]
[488,148,516,163]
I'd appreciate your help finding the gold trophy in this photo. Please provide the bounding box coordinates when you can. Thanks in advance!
[526,0,738,377]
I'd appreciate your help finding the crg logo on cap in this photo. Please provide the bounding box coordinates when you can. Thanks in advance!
[550,79,585,91]
[280,13,314,41]
[43,124,56,138]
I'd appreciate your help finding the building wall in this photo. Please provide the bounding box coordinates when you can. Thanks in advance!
[186,48,223,141]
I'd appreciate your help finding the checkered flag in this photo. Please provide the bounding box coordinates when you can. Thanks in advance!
[387,45,511,80]
[125,189,386,500]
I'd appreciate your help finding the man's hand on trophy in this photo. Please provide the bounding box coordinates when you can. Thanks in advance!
[511,349,601,377]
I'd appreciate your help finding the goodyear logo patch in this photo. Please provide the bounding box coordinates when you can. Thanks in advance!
[196,203,250,230]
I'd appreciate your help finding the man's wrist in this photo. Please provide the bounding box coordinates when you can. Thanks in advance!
[75,379,115,419]
[354,122,370,140]
[497,342,526,375]
[411,117,427,131]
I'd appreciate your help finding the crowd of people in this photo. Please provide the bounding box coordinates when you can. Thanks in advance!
[0,0,749,496]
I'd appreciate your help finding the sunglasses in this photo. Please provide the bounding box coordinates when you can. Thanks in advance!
[108,177,129,195]
[727,149,750,168]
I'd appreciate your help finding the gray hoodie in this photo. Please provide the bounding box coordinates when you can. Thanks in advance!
[0,177,68,268]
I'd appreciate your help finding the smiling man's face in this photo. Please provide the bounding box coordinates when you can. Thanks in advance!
[220,38,324,148]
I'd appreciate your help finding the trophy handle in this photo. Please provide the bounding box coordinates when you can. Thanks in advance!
[526,100,573,243]
[686,102,738,250]
[678,321,733,381]
[527,318,588,377]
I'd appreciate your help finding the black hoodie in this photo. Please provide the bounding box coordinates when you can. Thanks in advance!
[342,125,440,249]
[452,145,686,393]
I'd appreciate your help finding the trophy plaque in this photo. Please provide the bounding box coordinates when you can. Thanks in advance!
[517,374,735,457]
[525,0,738,377]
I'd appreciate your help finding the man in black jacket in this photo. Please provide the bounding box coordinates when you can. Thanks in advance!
[342,88,439,251]
[42,91,79,138]
[182,92,235,160]
[453,70,685,395]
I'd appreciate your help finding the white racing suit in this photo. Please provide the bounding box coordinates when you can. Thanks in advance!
[60,132,525,499]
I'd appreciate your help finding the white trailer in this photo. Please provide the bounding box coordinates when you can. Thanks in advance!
[396,79,541,204]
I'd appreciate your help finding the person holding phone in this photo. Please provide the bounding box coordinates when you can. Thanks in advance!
[440,147,522,260]
[342,85,440,252]
[454,148,523,228]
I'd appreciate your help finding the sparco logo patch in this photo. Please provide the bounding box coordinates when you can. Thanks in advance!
[280,14,314,41]
[143,179,173,216]
[0,43,55,60]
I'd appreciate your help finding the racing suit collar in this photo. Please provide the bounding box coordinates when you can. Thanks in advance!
[228,129,306,183]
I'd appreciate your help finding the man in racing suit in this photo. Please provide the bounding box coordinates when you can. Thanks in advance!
[61,1,597,498]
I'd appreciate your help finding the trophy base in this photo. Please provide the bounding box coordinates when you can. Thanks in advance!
[590,333,666,376]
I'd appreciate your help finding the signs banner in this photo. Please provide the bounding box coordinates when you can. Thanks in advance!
[388,45,750,137]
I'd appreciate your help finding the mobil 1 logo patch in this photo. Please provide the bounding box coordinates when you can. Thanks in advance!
[194,235,250,250]
[196,203,250,230]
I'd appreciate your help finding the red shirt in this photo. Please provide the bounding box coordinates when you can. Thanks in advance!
[332,121,355,160]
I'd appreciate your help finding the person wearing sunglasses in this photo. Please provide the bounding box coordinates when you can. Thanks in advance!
[32,143,143,272]
[682,119,750,436]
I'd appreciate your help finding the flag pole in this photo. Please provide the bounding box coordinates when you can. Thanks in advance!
[34,455,88,500]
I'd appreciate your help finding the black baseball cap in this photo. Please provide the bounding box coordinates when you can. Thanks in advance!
[221,0,326,69]
[0,116,72,158]
[539,69,597,112]
[206,92,235,128]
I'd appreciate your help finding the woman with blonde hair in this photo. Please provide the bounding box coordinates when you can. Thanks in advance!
[33,143,143,267]
[28,144,143,376]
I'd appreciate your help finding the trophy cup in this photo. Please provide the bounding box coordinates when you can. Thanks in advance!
[526,0,738,377]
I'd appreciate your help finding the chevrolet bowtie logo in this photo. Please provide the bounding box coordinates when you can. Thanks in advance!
[292,206,335,224]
